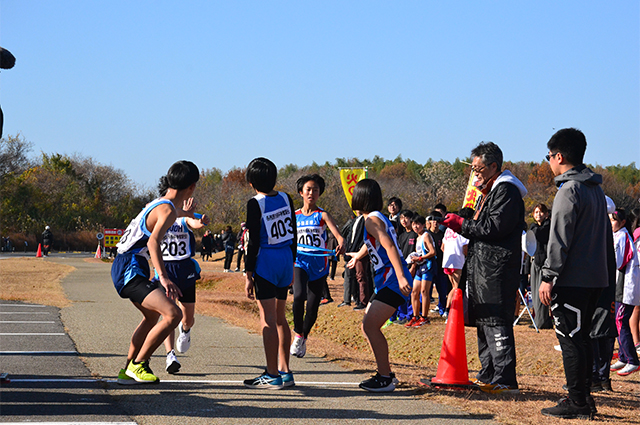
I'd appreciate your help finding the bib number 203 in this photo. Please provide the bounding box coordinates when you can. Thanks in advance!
[162,240,187,257]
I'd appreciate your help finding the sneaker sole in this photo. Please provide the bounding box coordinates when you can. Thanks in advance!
[243,383,284,390]
[359,383,396,392]
[117,378,139,385]
[125,370,160,384]
[541,411,591,420]
[166,361,181,374]
[283,381,295,387]
[617,366,640,376]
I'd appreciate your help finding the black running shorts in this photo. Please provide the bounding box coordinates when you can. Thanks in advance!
[254,273,290,301]
[370,287,406,309]
[119,275,160,304]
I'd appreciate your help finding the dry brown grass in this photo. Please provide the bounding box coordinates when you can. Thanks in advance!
[2,253,638,423]
[0,257,74,308]
[196,255,640,425]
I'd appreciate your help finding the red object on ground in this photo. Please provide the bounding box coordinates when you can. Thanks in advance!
[431,288,474,387]
[36,243,42,258]
[95,244,102,259]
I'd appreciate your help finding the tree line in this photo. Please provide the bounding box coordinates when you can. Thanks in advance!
[1,134,639,251]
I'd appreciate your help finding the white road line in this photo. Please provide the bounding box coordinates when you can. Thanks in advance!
[0,304,46,307]
[0,332,65,335]
[0,321,56,323]
[0,351,77,354]
[1,423,137,425]
[0,312,50,314]
[9,377,360,386]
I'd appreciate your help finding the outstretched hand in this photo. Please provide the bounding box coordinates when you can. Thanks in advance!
[442,213,464,234]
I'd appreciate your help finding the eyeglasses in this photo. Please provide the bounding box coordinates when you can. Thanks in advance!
[545,152,559,162]
[471,165,486,173]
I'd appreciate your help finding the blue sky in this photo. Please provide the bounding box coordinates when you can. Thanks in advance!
[1,1,638,190]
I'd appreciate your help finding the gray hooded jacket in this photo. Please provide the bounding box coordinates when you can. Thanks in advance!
[542,165,609,289]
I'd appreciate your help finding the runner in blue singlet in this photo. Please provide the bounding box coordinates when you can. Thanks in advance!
[346,179,412,393]
[290,174,344,359]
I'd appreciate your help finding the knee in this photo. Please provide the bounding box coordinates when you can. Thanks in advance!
[166,305,183,326]
[361,317,376,336]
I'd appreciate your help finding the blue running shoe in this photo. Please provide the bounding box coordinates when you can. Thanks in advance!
[280,371,295,387]
[243,371,284,389]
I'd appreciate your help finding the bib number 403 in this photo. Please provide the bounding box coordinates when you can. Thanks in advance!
[270,217,293,240]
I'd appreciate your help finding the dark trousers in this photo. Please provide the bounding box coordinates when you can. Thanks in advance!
[224,248,234,270]
[476,323,518,387]
[530,262,553,329]
[615,302,640,365]
[343,266,356,303]
[592,336,615,383]
[329,258,337,280]
[354,258,372,305]
[292,268,325,338]
[551,286,600,405]
[236,249,244,270]
[434,272,450,313]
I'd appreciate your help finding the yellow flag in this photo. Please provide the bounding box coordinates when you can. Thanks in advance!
[462,172,481,210]
[340,168,367,208]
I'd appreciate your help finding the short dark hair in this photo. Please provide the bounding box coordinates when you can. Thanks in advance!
[246,157,277,193]
[547,128,586,166]
[458,207,474,219]
[296,174,325,195]
[434,203,447,213]
[158,160,200,195]
[612,207,632,233]
[351,179,383,213]
[471,142,503,170]
[387,197,403,210]
[533,203,549,214]
[398,209,414,219]
[428,210,442,218]
[411,215,426,225]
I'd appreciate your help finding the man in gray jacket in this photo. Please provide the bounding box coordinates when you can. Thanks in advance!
[539,128,609,420]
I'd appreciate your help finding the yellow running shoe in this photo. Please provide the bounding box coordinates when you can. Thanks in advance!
[125,360,160,384]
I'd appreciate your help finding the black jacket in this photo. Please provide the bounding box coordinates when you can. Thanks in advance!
[530,218,550,267]
[461,170,527,326]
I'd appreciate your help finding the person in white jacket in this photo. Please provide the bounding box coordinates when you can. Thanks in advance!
[609,208,640,376]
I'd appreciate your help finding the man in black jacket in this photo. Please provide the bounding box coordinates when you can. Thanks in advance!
[443,142,527,395]
[42,226,53,256]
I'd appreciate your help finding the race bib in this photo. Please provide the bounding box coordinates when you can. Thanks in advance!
[297,226,325,251]
[364,239,384,271]
[263,205,294,245]
[161,231,190,261]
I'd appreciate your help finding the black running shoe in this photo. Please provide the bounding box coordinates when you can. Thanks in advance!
[359,372,395,392]
[541,397,592,420]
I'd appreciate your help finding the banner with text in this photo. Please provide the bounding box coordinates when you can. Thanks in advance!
[462,172,481,210]
[339,168,367,208]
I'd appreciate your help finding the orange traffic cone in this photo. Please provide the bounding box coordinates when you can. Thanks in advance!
[430,288,474,388]
[95,244,102,259]
[36,243,43,258]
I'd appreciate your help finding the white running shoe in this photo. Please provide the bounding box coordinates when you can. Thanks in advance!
[290,335,307,358]
[176,322,191,353]
[165,350,181,374]
[617,363,640,376]
[610,360,626,371]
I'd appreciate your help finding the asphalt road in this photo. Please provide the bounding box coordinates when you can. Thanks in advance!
[1,255,498,424]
